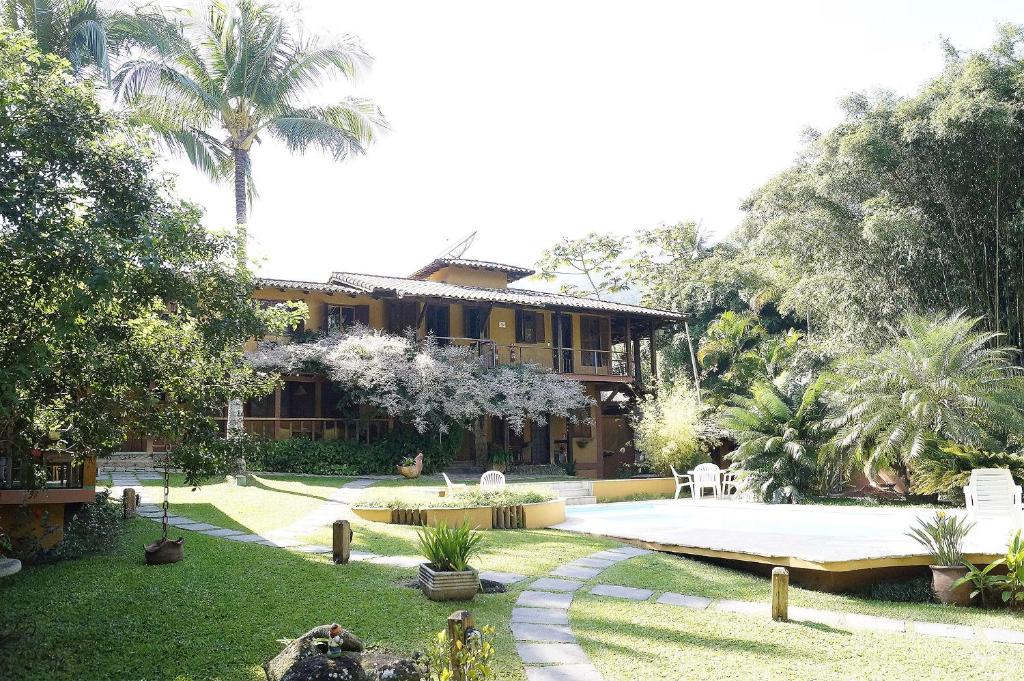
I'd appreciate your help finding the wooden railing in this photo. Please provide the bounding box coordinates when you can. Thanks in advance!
[0,456,84,491]
[432,338,631,377]
[216,418,391,444]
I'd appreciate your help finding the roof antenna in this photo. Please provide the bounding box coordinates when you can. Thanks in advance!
[436,230,477,260]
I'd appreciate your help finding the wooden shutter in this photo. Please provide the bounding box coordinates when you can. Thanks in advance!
[535,312,545,343]
[354,305,370,326]
[321,303,330,331]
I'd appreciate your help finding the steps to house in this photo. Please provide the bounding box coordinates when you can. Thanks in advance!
[550,481,597,506]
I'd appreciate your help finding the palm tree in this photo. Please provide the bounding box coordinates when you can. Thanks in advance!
[113,0,386,262]
[3,0,115,79]
[830,312,1024,480]
[720,378,830,503]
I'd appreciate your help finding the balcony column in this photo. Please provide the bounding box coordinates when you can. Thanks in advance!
[624,315,632,378]
[274,381,282,438]
[649,320,658,389]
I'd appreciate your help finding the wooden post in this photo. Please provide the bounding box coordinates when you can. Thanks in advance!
[447,610,475,681]
[332,519,351,564]
[649,319,658,388]
[122,488,137,519]
[771,567,789,622]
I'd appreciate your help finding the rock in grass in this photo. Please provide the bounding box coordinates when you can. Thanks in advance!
[264,625,364,681]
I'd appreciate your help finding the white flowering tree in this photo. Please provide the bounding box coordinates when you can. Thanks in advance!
[247,327,592,435]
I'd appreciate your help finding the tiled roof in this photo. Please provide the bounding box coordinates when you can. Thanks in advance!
[257,278,362,295]
[410,258,535,282]
[328,271,684,321]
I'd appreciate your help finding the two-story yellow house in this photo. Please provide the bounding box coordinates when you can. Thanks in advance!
[247,257,683,479]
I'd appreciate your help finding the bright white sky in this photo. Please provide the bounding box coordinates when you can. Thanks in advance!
[157,0,1021,283]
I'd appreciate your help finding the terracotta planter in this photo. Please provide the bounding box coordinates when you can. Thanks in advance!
[930,565,971,605]
[397,464,420,479]
[418,563,479,601]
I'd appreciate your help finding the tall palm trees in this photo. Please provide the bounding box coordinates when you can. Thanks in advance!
[3,0,116,79]
[113,0,386,261]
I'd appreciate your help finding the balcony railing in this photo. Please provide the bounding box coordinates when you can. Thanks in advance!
[434,338,631,377]
[216,418,390,444]
[0,456,85,491]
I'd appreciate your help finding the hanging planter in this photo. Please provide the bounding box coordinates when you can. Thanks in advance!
[144,455,184,565]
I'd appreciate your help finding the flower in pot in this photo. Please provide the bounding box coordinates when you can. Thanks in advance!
[416,520,483,601]
[906,511,975,605]
[396,452,423,479]
[487,449,511,473]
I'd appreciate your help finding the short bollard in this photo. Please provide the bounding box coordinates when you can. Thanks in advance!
[332,519,351,564]
[771,567,789,622]
[122,488,138,519]
[447,610,475,681]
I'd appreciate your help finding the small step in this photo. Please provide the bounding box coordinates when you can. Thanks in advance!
[557,489,592,498]
[563,496,597,506]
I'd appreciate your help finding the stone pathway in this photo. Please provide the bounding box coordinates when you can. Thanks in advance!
[513,545,652,681]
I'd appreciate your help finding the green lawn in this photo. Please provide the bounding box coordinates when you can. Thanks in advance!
[15,477,1022,680]
[572,595,1021,680]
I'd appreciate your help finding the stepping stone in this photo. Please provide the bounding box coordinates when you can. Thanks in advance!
[225,533,268,543]
[571,557,617,569]
[589,584,653,601]
[788,606,845,627]
[516,642,590,665]
[511,623,575,643]
[479,571,528,585]
[262,538,303,548]
[714,600,770,616]
[912,621,974,640]
[201,528,244,538]
[517,591,574,609]
[177,522,218,532]
[656,592,711,610]
[530,578,584,593]
[512,608,570,625]
[586,551,632,563]
[370,555,422,568]
[290,544,332,554]
[552,565,603,579]
[984,628,1024,645]
[525,663,603,680]
[606,546,650,558]
[346,551,380,562]
[843,613,905,633]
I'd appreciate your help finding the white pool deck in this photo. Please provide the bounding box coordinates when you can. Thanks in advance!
[554,499,1014,571]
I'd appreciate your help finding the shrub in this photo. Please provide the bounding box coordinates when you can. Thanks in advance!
[417,521,483,572]
[357,487,556,510]
[864,577,933,603]
[632,385,710,476]
[247,427,462,476]
[425,624,496,681]
[905,511,973,566]
[52,491,124,561]
[910,441,1024,501]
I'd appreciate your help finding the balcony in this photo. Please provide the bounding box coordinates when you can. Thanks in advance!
[436,337,632,379]
[0,456,85,491]
[216,417,391,443]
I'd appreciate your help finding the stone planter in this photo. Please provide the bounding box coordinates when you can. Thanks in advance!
[0,558,22,578]
[418,562,479,601]
[930,565,971,605]
[396,464,420,479]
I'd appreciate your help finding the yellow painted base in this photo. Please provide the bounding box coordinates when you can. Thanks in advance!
[592,477,675,501]
[351,499,565,530]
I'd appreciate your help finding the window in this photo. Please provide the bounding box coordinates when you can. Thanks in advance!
[281,380,316,418]
[425,304,450,339]
[515,310,545,344]
[325,304,369,333]
[463,306,489,339]
[245,393,275,418]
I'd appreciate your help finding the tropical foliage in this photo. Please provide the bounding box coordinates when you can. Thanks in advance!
[631,384,710,476]
[911,442,1024,499]
[720,379,831,503]
[417,520,484,572]
[905,512,974,567]
[0,32,273,478]
[830,313,1024,480]
[2,0,119,79]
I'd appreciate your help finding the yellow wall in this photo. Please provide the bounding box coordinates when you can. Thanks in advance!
[428,265,510,289]
[254,289,385,331]
[592,477,676,501]
[0,503,65,549]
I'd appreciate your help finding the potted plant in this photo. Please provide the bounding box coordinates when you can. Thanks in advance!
[0,531,21,579]
[417,520,483,601]
[906,511,975,605]
[487,449,511,473]
[953,559,1005,608]
[396,452,423,479]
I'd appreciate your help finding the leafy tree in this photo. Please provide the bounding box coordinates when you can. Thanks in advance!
[912,441,1024,500]
[2,0,118,80]
[113,0,387,259]
[0,31,272,480]
[534,232,630,299]
[720,378,831,503]
[829,313,1024,481]
[632,384,711,476]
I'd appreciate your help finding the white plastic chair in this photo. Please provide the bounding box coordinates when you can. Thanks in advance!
[964,468,1023,528]
[480,470,506,490]
[442,473,468,495]
[721,470,739,497]
[688,463,723,499]
[670,465,692,499]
